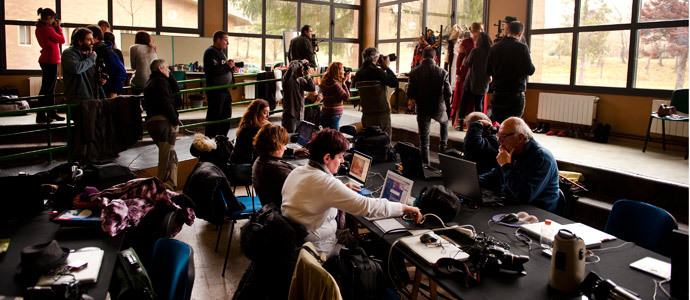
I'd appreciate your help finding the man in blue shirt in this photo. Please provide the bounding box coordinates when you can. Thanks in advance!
[479,117,559,212]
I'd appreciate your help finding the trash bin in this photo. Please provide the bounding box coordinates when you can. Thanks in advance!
[189,94,204,108]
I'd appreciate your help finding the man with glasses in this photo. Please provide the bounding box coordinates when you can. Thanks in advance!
[479,117,559,212]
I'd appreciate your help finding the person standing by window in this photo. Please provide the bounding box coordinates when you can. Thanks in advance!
[129,31,158,95]
[203,30,238,137]
[281,59,316,133]
[319,62,351,130]
[461,32,493,117]
[34,7,65,123]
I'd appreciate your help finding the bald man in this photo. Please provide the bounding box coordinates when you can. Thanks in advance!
[479,117,559,212]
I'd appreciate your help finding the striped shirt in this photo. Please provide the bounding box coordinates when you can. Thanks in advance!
[320,81,349,116]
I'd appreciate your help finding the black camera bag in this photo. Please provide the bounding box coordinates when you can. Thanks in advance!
[417,185,461,223]
[327,247,385,300]
[353,126,391,163]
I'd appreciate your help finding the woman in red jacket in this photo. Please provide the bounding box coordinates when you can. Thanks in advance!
[450,22,482,129]
[35,7,65,123]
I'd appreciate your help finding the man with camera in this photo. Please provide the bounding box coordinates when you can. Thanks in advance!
[86,25,126,99]
[352,47,398,138]
[407,47,451,165]
[463,112,499,174]
[282,59,316,133]
[288,25,317,68]
[486,21,534,124]
[204,30,239,137]
[61,27,99,103]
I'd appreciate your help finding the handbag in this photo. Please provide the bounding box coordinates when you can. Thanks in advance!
[657,104,678,117]
[109,248,156,300]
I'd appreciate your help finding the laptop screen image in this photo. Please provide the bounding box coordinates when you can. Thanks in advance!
[380,170,414,203]
[296,120,316,146]
[349,151,372,183]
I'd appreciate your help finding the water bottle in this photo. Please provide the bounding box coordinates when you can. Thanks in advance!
[540,219,554,249]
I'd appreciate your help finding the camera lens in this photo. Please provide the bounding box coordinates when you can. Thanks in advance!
[388,53,397,62]
[234,61,244,68]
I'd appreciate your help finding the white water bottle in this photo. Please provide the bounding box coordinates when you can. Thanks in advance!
[540,219,554,249]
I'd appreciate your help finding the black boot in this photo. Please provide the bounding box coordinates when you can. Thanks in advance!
[536,122,550,133]
[36,112,48,123]
[49,111,65,121]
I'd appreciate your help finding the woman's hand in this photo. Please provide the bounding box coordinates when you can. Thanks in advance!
[345,182,361,192]
[402,205,422,223]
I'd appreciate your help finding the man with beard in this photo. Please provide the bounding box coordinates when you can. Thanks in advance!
[61,27,99,103]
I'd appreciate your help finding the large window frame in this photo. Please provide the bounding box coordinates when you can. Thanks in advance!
[0,0,204,75]
[375,0,488,73]
[527,0,689,97]
[223,0,362,69]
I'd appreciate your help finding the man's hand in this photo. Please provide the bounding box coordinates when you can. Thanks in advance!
[402,205,422,223]
[99,78,106,85]
[345,182,362,192]
[380,55,390,68]
[315,93,323,103]
[478,119,492,127]
[294,148,309,157]
[496,146,513,167]
[227,59,239,72]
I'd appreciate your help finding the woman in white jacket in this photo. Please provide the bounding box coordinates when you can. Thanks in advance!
[281,129,421,257]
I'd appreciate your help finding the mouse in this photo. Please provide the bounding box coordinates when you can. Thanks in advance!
[420,233,438,244]
[499,213,519,223]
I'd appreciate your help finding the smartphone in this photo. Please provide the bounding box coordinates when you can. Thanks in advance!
[68,259,88,271]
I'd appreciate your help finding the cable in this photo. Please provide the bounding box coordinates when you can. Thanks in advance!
[590,241,634,252]
[653,278,671,300]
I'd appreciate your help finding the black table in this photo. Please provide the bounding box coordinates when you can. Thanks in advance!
[355,162,671,300]
[0,210,123,299]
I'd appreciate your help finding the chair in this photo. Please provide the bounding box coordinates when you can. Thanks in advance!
[220,190,262,277]
[288,242,343,300]
[604,199,677,256]
[148,238,195,300]
[643,89,688,159]
[213,176,256,252]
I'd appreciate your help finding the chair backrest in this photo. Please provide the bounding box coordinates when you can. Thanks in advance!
[604,199,677,256]
[149,238,195,300]
[670,89,688,114]
[171,71,187,82]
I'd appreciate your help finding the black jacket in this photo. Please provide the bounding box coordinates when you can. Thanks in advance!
[353,62,397,88]
[203,46,235,87]
[252,154,295,207]
[143,71,180,125]
[288,34,316,67]
[183,161,245,225]
[463,122,500,174]
[486,37,535,93]
[407,58,451,120]
[230,125,261,164]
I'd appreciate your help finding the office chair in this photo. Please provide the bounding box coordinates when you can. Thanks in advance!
[643,89,688,159]
[213,177,257,252]
[604,199,677,256]
[220,190,262,277]
[149,238,195,300]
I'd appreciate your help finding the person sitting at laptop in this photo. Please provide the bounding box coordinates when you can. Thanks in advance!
[479,117,559,212]
[463,112,499,174]
[281,129,422,256]
[228,99,271,184]
[252,123,297,207]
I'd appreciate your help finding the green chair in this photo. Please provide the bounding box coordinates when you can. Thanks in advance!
[643,89,688,159]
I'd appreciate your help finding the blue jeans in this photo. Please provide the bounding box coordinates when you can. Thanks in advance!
[417,114,448,165]
[320,114,342,131]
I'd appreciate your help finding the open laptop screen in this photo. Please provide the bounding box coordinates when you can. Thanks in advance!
[349,151,372,183]
[438,153,482,204]
[380,170,414,203]
[296,120,316,146]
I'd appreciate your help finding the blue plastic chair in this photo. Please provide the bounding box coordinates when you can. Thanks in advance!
[220,191,262,277]
[604,199,677,256]
[643,89,688,159]
[149,238,195,300]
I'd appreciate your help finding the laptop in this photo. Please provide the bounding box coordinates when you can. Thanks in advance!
[438,153,501,206]
[286,120,317,151]
[519,221,617,248]
[335,151,373,196]
[380,170,415,205]
[396,142,442,180]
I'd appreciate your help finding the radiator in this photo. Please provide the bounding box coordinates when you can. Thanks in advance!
[29,77,42,97]
[650,100,689,137]
[537,93,599,126]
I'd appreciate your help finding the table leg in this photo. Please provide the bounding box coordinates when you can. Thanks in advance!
[411,268,422,300]
[429,278,439,300]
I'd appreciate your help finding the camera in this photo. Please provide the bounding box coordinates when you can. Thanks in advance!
[464,234,529,275]
[377,53,397,66]
[234,61,244,68]
[343,67,352,74]
[580,271,642,300]
[484,125,498,135]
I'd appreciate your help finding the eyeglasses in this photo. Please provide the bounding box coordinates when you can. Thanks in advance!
[497,132,518,139]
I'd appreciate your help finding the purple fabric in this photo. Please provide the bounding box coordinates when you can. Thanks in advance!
[86,177,195,236]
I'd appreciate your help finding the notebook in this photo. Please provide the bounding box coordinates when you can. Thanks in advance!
[396,142,442,180]
[286,120,317,150]
[366,171,415,221]
[336,151,373,196]
[519,221,617,248]
[37,247,104,285]
[438,154,488,206]
[399,232,469,265]
[52,208,101,225]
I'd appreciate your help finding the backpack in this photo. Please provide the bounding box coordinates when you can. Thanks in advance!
[109,248,156,300]
[354,126,391,163]
[328,247,385,300]
[417,185,461,223]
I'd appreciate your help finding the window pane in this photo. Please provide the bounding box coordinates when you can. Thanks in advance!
[228,0,262,35]
[400,1,423,39]
[62,0,107,24]
[302,3,331,40]
[315,42,330,69]
[5,0,53,21]
[377,42,398,73]
[5,25,41,70]
[456,0,484,25]
[113,0,155,27]
[530,33,572,84]
[531,0,574,29]
[400,41,417,74]
[335,0,361,5]
[267,0,297,35]
[576,30,630,87]
[428,0,452,33]
[228,36,262,66]
[378,5,399,40]
[265,38,284,68]
[640,0,689,22]
[332,43,360,70]
[162,0,198,29]
[579,0,632,26]
[334,8,359,39]
[636,27,689,90]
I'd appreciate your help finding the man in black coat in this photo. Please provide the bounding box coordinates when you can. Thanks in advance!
[486,21,535,124]
[407,47,452,165]
[204,30,238,137]
[288,25,316,68]
[143,59,180,190]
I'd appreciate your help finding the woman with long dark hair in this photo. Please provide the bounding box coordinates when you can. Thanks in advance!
[228,99,271,183]
[461,32,493,115]
[34,7,65,123]
[129,31,158,93]
[319,61,351,130]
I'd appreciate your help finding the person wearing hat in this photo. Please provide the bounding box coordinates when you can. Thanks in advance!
[497,16,528,47]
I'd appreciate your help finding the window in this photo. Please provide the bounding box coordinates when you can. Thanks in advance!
[225,0,361,69]
[377,0,486,74]
[529,0,689,95]
[1,0,202,73]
